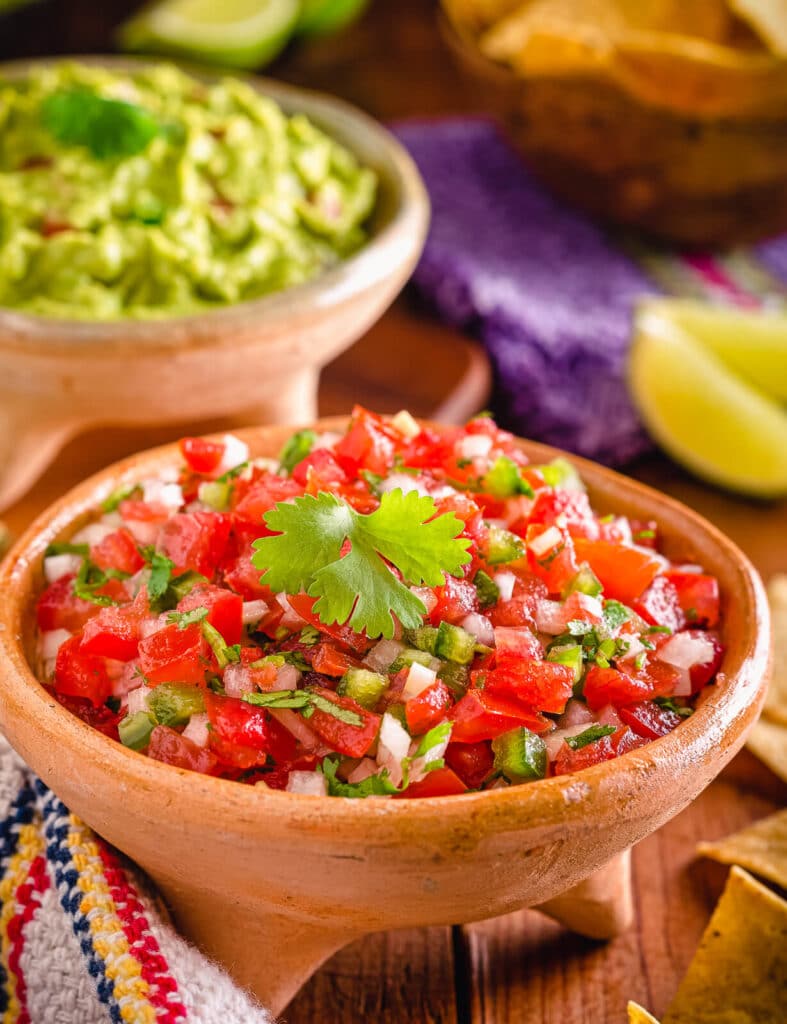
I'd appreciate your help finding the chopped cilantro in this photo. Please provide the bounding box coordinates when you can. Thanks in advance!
[217,461,249,483]
[646,625,673,635]
[251,490,471,639]
[414,721,451,760]
[279,429,317,475]
[242,688,364,727]
[42,89,161,159]
[634,529,656,540]
[482,455,535,499]
[565,724,616,750]
[202,621,240,669]
[45,541,89,557]
[73,559,128,606]
[654,697,694,718]
[602,600,630,632]
[100,483,138,514]
[320,758,397,798]
[140,548,175,603]
[299,624,321,646]
[474,569,500,609]
[167,606,208,630]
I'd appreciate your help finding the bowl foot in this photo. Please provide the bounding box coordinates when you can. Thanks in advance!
[534,849,633,939]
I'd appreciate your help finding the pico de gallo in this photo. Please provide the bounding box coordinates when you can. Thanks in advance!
[36,408,724,798]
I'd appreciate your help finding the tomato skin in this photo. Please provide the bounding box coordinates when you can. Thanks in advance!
[619,701,683,740]
[179,437,225,475]
[54,634,111,707]
[405,679,453,735]
[573,539,662,604]
[449,689,548,742]
[583,661,679,711]
[80,601,144,661]
[632,576,685,632]
[305,687,380,758]
[55,693,121,740]
[286,594,371,655]
[147,725,219,775]
[310,642,358,678]
[528,489,599,541]
[333,406,397,477]
[293,448,347,487]
[157,511,231,579]
[91,529,144,576]
[37,574,101,633]
[178,584,243,646]
[429,574,479,626]
[663,572,720,628]
[396,767,468,798]
[485,658,574,714]
[137,623,208,686]
[445,740,494,788]
[205,691,269,767]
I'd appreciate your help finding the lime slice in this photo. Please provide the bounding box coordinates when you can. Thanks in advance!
[118,0,300,70]
[630,311,787,498]
[297,0,369,36]
[639,298,787,403]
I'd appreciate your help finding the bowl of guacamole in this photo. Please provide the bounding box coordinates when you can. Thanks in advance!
[0,58,429,512]
[0,60,384,319]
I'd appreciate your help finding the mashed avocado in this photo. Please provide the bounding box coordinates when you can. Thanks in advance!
[0,62,377,319]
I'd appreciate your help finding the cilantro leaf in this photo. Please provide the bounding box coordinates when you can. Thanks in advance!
[167,607,208,630]
[279,429,317,475]
[654,697,694,718]
[320,757,398,798]
[143,549,175,603]
[602,600,630,632]
[45,541,89,557]
[41,89,161,160]
[73,559,128,606]
[564,724,616,750]
[242,688,364,727]
[252,490,471,639]
[201,621,240,669]
[101,483,139,514]
[415,721,452,759]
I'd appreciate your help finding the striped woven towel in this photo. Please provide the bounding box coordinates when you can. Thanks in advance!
[0,735,271,1024]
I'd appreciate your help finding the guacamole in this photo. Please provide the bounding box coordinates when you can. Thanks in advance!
[0,63,377,319]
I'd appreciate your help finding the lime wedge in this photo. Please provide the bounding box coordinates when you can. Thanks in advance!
[639,298,787,403]
[297,0,369,36]
[630,311,787,498]
[118,0,300,70]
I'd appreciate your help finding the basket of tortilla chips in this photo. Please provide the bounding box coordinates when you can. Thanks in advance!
[441,0,787,245]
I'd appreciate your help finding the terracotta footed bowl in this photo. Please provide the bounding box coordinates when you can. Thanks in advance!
[0,419,770,1013]
[0,58,429,511]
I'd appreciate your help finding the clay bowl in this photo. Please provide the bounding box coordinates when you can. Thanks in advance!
[0,419,770,1014]
[0,58,429,511]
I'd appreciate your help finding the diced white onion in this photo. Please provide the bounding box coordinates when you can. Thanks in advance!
[241,600,269,625]
[364,638,405,673]
[122,519,159,546]
[347,758,379,784]
[673,670,693,697]
[572,593,604,620]
[275,593,307,631]
[126,685,151,716]
[40,629,71,660]
[378,473,431,498]
[216,434,250,476]
[456,434,492,460]
[276,663,302,690]
[429,484,459,500]
[182,712,210,748]
[71,522,116,547]
[535,599,567,635]
[609,517,632,544]
[286,771,328,796]
[223,664,252,698]
[544,721,597,760]
[140,614,169,639]
[313,432,341,449]
[408,727,453,784]
[595,704,623,728]
[460,613,494,647]
[494,625,542,659]
[527,525,563,558]
[632,544,670,570]
[142,480,183,509]
[494,571,516,603]
[390,410,421,439]
[403,662,437,700]
[377,712,411,787]
[673,563,704,574]
[659,632,715,671]
[410,586,438,615]
[559,699,595,729]
[268,708,319,750]
[43,553,83,583]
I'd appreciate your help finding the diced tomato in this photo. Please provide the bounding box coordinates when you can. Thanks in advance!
[561,591,603,626]
[610,726,649,756]
[221,544,276,602]
[178,584,242,645]
[528,489,599,541]
[630,519,659,549]
[264,713,300,765]
[55,693,122,741]
[179,437,225,475]
[632,575,685,632]
[485,658,574,714]
[91,529,144,576]
[293,448,347,487]
[118,499,170,523]
[310,642,358,678]
[493,626,543,661]
[573,539,662,604]
[405,679,453,734]
[663,571,720,628]
[553,734,616,775]
[449,689,548,743]
[400,425,461,472]
[80,599,146,661]
[526,524,578,594]
[148,725,219,775]
[488,573,548,630]
[156,511,231,579]
[286,594,371,655]
[54,634,111,707]
[583,661,680,710]
[137,623,208,686]
[678,630,724,692]
[396,767,468,798]
[37,574,101,633]
[304,687,380,758]
[619,701,683,740]
[205,691,269,768]
[333,406,397,477]
[429,574,479,626]
[445,740,494,788]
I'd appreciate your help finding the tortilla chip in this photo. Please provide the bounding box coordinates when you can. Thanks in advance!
[763,574,787,727]
[662,867,787,1023]
[628,1002,661,1024]
[698,809,787,892]
[747,716,787,783]
[728,0,787,56]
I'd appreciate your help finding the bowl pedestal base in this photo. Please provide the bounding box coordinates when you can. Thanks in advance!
[156,850,633,1016]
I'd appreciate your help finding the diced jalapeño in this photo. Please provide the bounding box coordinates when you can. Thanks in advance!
[474,569,499,608]
[148,684,205,727]
[337,667,387,710]
[564,563,603,599]
[434,621,477,665]
[404,625,439,655]
[486,525,525,565]
[492,727,547,782]
[118,711,155,751]
[547,644,584,684]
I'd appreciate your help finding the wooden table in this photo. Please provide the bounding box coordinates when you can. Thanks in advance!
[3,3,787,1021]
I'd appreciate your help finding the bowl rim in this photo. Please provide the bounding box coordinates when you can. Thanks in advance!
[0,55,429,350]
[0,418,771,837]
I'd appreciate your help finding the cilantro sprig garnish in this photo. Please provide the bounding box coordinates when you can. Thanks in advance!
[251,490,472,640]
[73,559,129,606]
[41,89,162,160]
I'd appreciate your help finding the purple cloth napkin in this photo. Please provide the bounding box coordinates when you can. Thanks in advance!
[393,118,787,466]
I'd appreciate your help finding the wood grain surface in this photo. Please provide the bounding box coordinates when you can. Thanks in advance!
[2,2,786,1022]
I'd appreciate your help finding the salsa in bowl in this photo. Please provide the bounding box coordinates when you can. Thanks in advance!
[36,408,728,798]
